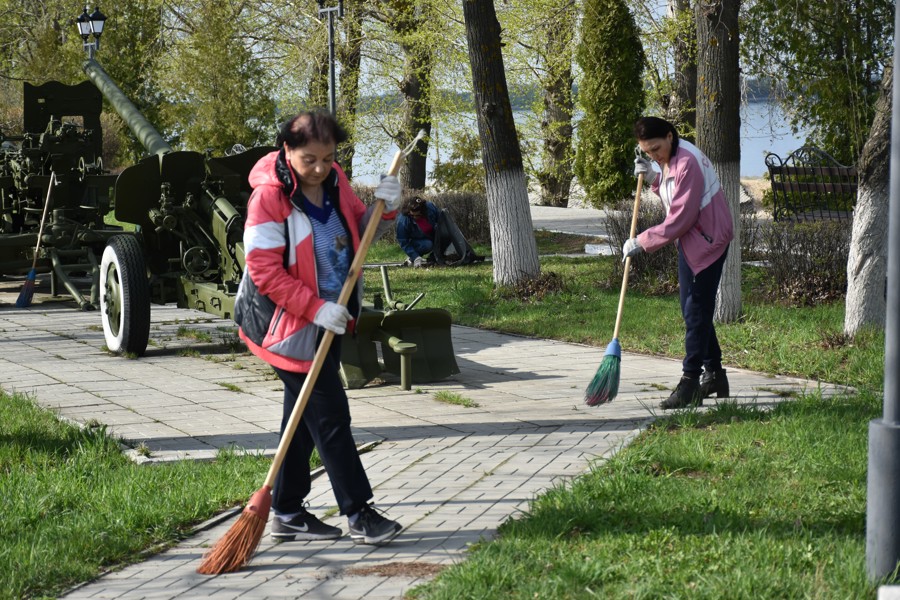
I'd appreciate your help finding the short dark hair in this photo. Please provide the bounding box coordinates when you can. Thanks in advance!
[633,116,680,154]
[277,110,348,149]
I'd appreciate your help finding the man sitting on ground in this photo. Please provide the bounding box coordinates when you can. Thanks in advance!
[395,196,482,267]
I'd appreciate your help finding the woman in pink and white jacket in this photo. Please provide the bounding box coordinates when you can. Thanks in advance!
[237,110,403,545]
[623,116,734,410]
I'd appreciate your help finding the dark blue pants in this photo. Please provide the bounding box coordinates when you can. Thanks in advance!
[678,245,729,378]
[272,337,372,516]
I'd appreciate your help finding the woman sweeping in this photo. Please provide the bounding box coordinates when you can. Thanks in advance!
[238,110,404,544]
[623,116,734,409]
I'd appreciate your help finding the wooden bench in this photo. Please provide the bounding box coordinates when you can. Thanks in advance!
[765,146,857,222]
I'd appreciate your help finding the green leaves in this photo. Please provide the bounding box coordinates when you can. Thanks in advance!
[741,0,894,165]
[575,0,645,207]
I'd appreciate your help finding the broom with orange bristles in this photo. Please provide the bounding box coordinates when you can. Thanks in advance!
[197,130,425,575]
[16,172,56,308]
[584,158,644,406]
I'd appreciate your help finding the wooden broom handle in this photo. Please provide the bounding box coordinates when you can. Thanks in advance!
[611,173,643,341]
[262,149,406,488]
[29,172,56,271]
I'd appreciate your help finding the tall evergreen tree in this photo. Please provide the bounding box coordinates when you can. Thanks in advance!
[575,0,645,207]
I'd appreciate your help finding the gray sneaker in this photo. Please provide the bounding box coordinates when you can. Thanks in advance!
[271,508,342,541]
[348,504,402,545]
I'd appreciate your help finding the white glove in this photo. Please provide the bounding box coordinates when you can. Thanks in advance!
[374,175,402,211]
[634,157,657,185]
[313,301,352,334]
[622,238,643,262]
[413,256,428,268]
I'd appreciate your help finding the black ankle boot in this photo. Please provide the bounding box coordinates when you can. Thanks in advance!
[699,368,729,399]
[659,376,702,409]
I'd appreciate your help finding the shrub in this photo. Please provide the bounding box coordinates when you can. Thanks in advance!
[741,210,766,262]
[762,220,850,305]
[604,194,679,295]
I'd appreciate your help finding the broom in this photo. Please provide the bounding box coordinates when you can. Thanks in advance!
[584,169,644,406]
[197,130,426,575]
[16,172,56,308]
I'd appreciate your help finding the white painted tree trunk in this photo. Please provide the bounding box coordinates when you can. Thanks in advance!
[845,61,891,336]
[695,0,742,323]
[846,185,889,334]
[486,170,540,286]
[463,0,541,287]
[715,161,742,323]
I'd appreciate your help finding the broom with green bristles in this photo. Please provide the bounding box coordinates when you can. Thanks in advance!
[585,167,644,406]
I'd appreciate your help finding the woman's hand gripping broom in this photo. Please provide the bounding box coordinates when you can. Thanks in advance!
[197,130,426,575]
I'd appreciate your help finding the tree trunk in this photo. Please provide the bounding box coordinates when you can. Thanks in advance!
[308,44,330,110]
[337,4,363,179]
[463,0,540,286]
[695,0,742,323]
[538,1,575,208]
[845,59,891,336]
[668,0,697,137]
[399,44,432,190]
[382,0,434,191]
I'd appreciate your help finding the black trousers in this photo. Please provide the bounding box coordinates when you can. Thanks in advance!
[678,244,729,378]
[271,336,372,516]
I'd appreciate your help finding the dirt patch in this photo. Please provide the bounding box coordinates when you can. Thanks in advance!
[345,561,446,578]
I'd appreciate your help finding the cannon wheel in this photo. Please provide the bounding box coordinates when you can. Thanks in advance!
[100,235,151,356]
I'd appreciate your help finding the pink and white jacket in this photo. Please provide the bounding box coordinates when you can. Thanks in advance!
[237,149,394,373]
[636,139,734,275]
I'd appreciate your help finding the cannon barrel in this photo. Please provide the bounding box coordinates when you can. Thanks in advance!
[82,58,172,159]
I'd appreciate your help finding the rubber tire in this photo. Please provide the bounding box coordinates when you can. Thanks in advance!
[100,235,151,356]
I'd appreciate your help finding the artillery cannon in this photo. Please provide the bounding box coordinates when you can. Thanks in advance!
[0,80,120,310]
[80,58,274,355]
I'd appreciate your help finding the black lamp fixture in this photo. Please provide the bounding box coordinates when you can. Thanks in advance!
[76,6,107,58]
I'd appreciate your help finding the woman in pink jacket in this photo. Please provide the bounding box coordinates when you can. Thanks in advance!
[237,110,403,545]
[623,116,734,409]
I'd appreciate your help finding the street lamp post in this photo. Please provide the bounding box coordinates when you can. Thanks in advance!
[866,2,900,584]
[317,0,343,116]
[76,6,106,59]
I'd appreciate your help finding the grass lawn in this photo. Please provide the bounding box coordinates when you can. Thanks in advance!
[361,245,884,392]
[0,390,269,599]
[411,393,879,599]
[0,233,888,598]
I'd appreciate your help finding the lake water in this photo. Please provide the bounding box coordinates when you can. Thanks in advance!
[351,101,804,185]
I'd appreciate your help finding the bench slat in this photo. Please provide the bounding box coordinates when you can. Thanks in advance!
[771,181,858,195]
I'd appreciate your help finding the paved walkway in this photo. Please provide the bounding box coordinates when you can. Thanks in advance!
[0,205,843,598]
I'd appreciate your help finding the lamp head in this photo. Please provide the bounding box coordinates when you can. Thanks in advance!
[76,8,91,41]
[89,7,107,39]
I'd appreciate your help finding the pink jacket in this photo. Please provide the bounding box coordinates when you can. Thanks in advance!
[636,140,734,274]
[238,150,393,373]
